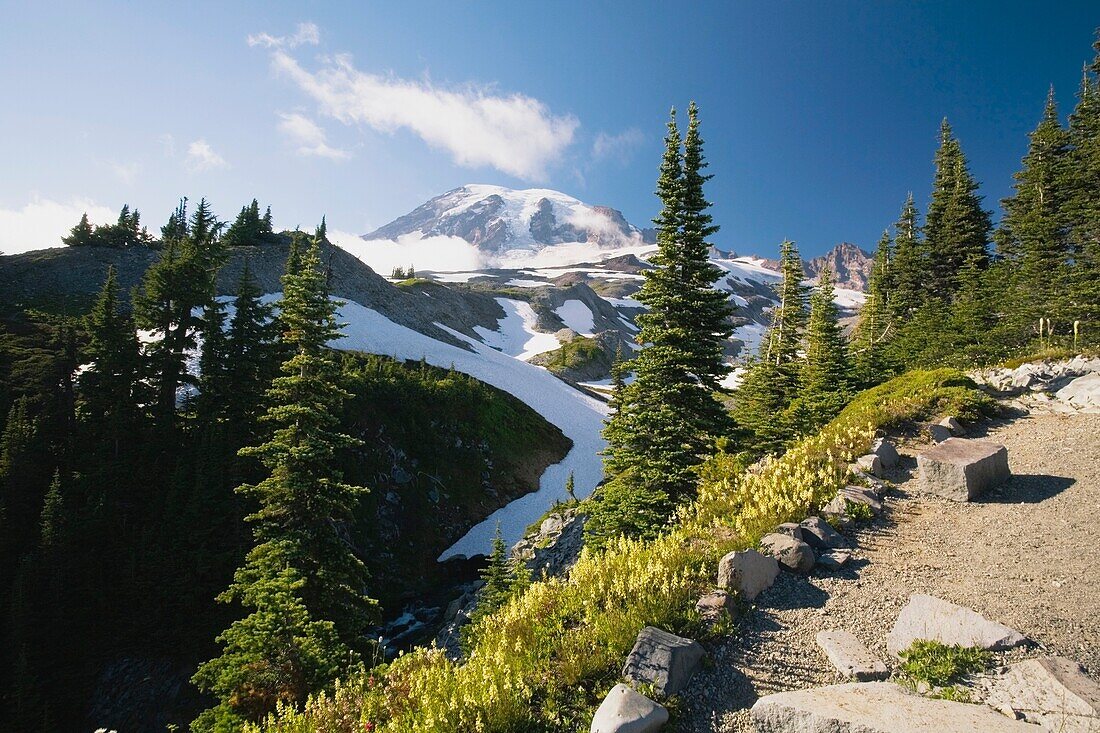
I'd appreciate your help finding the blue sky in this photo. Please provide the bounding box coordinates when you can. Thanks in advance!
[1,1,1097,259]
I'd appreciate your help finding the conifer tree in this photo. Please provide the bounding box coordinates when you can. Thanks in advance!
[599,105,732,534]
[889,193,926,319]
[223,262,274,442]
[1067,38,1100,335]
[62,213,96,247]
[851,231,893,386]
[79,266,141,458]
[999,88,1072,337]
[792,266,849,432]
[39,470,63,549]
[193,233,373,729]
[925,120,992,299]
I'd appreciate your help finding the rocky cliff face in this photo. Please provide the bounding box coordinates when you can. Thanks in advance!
[805,242,873,290]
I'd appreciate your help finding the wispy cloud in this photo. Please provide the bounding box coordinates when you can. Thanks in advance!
[277,112,350,160]
[185,139,228,172]
[0,196,116,255]
[108,160,140,184]
[592,128,644,164]
[263,44,578,180]
[247,22,320,49]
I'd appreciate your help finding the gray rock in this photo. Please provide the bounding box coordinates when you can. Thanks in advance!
[1056,372,1100,412]
[760,533,816,574]
[622,626,705,696]
[816,549,853,570]
[856,453,884,477]
[590,683,669,733]
[751,682,1041,732]
[717,549,780,601]
[816,630,890,681]
[939,416,965,434]
[695,590,737,623]
[917,438,1011,501]
[886,594,1027,657]
[799,516,848,550]
[821,495,853,527]
[774,522,807,541]
[986,656,1100,733]
[870,437,900,469]
[928,423,953,443]
[841,485,883,514]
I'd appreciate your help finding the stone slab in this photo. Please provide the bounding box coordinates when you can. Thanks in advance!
[886,593,1027,657]
[591,683,669,733]
[917,438,1010,501]
[717,549,779,601]
[986,656,1100,733]
[622,626,705,696]
[750,682,1041,732]
[815,630,889,681]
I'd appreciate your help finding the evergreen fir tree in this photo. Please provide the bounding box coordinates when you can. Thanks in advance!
[565,471,576,502]
[161,198,189,242]
[62,213,96,247]
[1067,39,1100,335]
[998,88,1072,340]
[792,266,849,432]
[39,470,63,549]
[598,105,733,539]
[194,234,374,728]
[889,193,926,319]
[223,261,275,443]
[925,119,992,299]
[78,266,141,458]
[851,231,894,386]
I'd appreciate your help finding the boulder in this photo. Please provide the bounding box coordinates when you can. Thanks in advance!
[621,626,705,696]
[750,682,1041,732]
[760,533,816,574]
[917,438,1010,501]
[986,656,1100,733]
[939,416,965,435]
[816,549,853,570]
[695,590,737,623]
[886,594,1027,657]
[799,516,848,550]
[841,485,883,514]
[928,423,953,443]
[774,522,807,541]
[591,683,669,733]
[717,549,780,601]
[856,453,884,477]
[1056,372,1100,412]
[815,630,890,681]
[870,437,900,469]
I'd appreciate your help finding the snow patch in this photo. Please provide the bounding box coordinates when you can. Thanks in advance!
[473,298,560,360]
[554,299,596,336]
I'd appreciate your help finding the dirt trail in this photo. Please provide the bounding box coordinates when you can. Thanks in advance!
[677,408,1100,732]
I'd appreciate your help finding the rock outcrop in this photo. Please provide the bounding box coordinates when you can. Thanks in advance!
[751,682,1041,732]
[886,594,1027,656]
[986,656,1100,733]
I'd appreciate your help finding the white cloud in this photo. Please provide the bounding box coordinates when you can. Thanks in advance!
[592,128,644,163]
[185,139,228,172]
[247,22,320,49]
[158,133,176,157]
[268,49,578,180]
[330,230,487,275]
[108,160,140,184]
[0,197,116,255]
[277,112,350,160]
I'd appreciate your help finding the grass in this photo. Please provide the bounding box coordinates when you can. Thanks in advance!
[538,336,604,375]
[896,640,991,701]
[254,368,992,733]
[1000,344,1099,369]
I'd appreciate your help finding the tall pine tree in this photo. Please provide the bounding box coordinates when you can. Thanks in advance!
[790,266,849,433]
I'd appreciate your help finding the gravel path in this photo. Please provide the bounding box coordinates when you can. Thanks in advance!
[677,407,1100,732]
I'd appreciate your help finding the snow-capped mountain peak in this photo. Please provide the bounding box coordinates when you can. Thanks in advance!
[362,184,656,256]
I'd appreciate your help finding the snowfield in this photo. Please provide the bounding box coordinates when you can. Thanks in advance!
[554,299,596,336]
[318,298,608,560]
[474,298,560,360]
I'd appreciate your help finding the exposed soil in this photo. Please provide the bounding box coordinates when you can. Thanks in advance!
[677,407,1100,732]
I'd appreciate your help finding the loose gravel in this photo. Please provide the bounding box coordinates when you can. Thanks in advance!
[676,408,1100,732]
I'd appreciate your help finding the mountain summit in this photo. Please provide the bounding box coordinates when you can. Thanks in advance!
[362,185,656,255]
